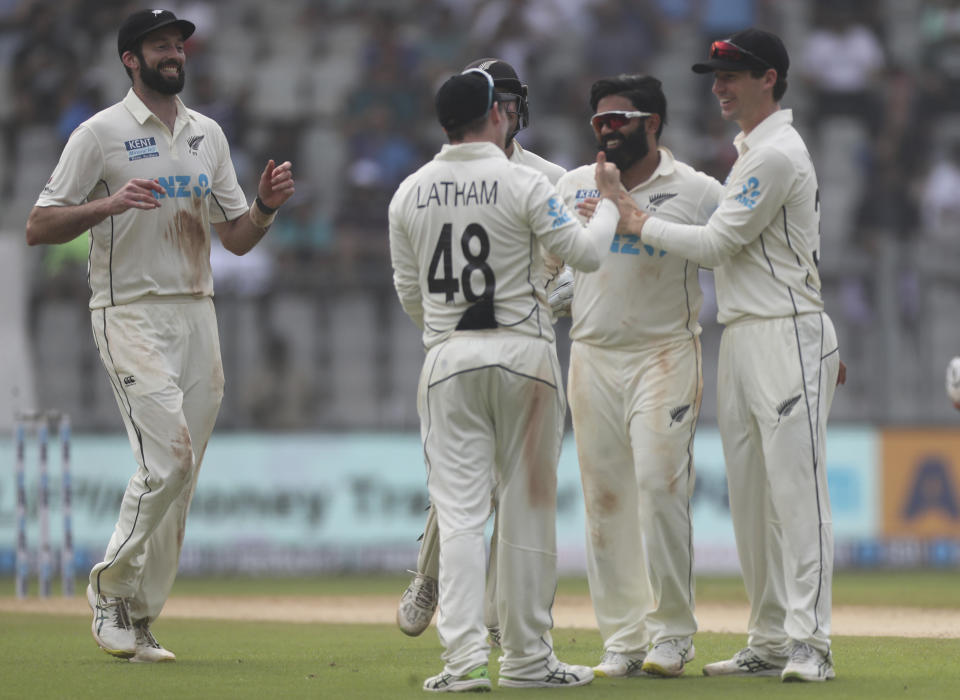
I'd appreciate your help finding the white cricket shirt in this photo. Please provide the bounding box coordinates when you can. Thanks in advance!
[510,139,567,286]
[35,89,250,309]
[643,110,824,325]
[389,141,619,349]
[510,140,565,184]
[556,148,723,349]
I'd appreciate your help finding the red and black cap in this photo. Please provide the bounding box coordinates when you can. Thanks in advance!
[692,27,789,78]
[117,9,195,57]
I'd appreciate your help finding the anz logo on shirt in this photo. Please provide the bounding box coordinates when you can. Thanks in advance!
[547,196,571,229]
[611,233,665,258]
[734,176,761,209]
[155,173,211,199]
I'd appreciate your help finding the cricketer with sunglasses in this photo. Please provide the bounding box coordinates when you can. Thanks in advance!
[397,59,570,648]
[626,28,845,683]
[553,74,724,680]
[389,68,632,690]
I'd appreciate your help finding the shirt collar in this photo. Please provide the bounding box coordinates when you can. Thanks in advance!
[627,147,676,192]
[436,141,508,162]
[734,108,793,155]
[122,87,192,128]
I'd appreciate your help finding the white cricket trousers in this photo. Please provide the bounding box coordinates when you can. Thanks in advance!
[89,298,224,623]
[417,500,502,632]
[568,337,701,653]
[418,331,564,678]
[717,312,839,661]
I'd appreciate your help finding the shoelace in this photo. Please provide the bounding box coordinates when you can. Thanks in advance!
[113,600,133,631]
[135,622,161,649]
[96,595,132,632]
[413,579,436,608]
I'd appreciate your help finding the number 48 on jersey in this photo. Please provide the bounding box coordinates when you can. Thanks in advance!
[427,223,496,303]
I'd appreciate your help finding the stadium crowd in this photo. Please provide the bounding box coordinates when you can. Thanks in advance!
[6,0,960,428]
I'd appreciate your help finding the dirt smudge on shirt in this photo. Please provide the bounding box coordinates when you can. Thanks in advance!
[165,199,210,293]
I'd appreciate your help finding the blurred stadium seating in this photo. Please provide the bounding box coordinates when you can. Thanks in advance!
[6,0,960,429]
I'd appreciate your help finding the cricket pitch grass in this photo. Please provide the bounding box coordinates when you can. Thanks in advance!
[2,571,959,699]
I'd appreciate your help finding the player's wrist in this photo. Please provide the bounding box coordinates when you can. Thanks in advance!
[249,198,277,229]
[254,196,277,215]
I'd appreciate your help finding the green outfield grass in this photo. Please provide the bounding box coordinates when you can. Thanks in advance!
[2,572,959,698]
[6,570,960,606]
[2,616,959,699]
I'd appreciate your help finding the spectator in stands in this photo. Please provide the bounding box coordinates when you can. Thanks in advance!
[920,142,960,250]
[800,2,886,139]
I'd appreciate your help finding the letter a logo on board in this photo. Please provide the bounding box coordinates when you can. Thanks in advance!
[903,458,960,520]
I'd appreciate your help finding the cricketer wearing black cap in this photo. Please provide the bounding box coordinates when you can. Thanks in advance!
[692,27,789,102]
[117,9,195,57]
[435,69,503,144]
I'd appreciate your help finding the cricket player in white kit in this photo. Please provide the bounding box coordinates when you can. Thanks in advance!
[397,58,567,644]
[555,74,723,679]
[26,9,294,661]
[627,29,845,683]
[389,68,626,691]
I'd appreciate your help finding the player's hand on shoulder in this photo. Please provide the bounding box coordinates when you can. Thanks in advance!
[258,159,295,210]
[108,178,165,214]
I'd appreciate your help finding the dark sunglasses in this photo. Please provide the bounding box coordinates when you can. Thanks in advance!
[709,40,772,70]
[590,110,652,131]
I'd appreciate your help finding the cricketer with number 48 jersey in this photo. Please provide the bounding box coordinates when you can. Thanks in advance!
[389,141,620,349]
[555,147,724,349]
[34,89,249,310]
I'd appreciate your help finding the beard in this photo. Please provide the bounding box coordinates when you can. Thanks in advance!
[138,53,185,95]
[599,127,649,171]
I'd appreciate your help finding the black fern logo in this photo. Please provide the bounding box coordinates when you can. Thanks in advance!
[776,395,802,420]
[669,404,690,426]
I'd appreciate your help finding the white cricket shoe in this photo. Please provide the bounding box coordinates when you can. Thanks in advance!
[592,649,647,678]
[487,626,501,649]
[396,573,438,636]
[423,664,491,692]
[781,642,835,682]
[130,620,176,663]
[499,661,594,688]
[642,638,695,677]
[86,584,136,658]
[702,647,783,677]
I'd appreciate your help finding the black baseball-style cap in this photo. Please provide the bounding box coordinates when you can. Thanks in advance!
[117,9,195,57]
[435,69,495,131]
[692,27,789,78]
[464,58,524,96]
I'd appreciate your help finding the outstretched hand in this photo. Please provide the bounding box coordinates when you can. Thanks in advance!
[257,159,295,210]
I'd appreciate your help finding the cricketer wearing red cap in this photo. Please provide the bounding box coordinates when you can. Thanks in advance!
[624,27,845,683]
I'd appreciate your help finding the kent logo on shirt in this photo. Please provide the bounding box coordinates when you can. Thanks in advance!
[124,137,159,161]
[575,188,600,202]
